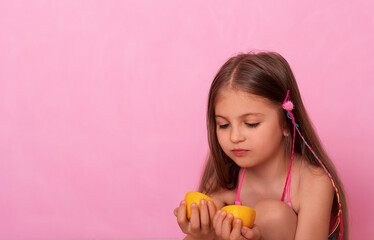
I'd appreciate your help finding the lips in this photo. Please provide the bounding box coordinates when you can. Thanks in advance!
[232,149,249,157]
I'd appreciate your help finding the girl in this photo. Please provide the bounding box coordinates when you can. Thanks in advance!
[174,52,348,240]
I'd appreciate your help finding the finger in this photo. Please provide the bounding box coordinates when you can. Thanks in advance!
[173,207,178,217]
[230,218,242,239]
[212,210,220,230]
[189,203,200,233]
[176,200,189,234]
[199,199,210,232]
[221,213,233,239]
[241,226,260,240]
[207,200,217,225]
[214,210,226,236]
[252,225,262,240]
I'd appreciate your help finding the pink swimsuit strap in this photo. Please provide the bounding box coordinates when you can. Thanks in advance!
[235,168,246,205]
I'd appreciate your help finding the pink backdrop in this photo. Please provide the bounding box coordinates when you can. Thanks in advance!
[1,0,373,239]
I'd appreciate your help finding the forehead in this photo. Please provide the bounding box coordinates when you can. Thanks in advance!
[215,88,278,117]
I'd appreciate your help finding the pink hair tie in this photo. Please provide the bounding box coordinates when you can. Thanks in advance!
[282,101,294,111]
[282,90,294,111]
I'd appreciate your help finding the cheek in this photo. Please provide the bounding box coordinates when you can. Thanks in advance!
[255,124,283,148]
[216,131,229,150]
[216,132,225,146]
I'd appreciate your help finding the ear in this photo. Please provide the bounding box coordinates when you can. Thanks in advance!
[283,129,290,137]
[282,122,290,137]
[282,119,290,137]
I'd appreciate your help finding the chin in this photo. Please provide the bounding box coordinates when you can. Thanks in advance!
[230,157,253,168]
[233,156,264,168]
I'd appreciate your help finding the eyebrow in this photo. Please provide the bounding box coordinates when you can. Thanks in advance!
[215,113,264,119]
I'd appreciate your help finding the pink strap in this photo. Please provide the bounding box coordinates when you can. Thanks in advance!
[235,168,246,205]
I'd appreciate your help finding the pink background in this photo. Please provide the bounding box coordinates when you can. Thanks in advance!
[1,0,373,239]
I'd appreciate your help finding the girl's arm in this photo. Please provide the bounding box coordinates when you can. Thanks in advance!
[294,167,335,240]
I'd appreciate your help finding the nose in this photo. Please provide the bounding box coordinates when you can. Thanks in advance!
[230,126,245,143]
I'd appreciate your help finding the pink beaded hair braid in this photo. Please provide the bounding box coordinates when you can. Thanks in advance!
[282,90,343,239]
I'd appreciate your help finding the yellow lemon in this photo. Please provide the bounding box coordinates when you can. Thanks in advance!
[184,191,217,219]
[221,205,256,228]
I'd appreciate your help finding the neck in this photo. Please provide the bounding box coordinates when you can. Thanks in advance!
[244,150,291,185]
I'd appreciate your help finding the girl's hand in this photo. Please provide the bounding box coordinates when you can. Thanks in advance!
[213,210,262,240]
[174,199,217,239]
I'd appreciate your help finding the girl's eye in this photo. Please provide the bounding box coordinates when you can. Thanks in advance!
[246,123,260,128]
[219,124,229,129]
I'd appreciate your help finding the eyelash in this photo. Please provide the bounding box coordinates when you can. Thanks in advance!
[247,123,260,128]
[218,123,260,129]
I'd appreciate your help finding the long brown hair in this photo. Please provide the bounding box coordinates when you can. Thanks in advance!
[198,51,348,239]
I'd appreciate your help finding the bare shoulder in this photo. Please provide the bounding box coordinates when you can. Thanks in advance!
[299,161,334,197]
[294,160,335,239]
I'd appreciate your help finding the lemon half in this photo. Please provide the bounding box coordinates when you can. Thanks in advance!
[184,191,217,219]
[221,205,256,228]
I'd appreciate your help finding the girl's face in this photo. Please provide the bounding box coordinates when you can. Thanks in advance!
[215,87,287,168]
